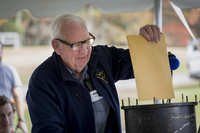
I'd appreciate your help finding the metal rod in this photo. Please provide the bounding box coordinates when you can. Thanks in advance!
[162,99,164,104]
[166,99,171,103]
[136,99,138,106]
[153,97,156,104]
[182,94,184,102]
[186,96,188,102]
[195,95,197,102]
[154,0,163,32]
[128,97,130,106]
[122,99,124,106]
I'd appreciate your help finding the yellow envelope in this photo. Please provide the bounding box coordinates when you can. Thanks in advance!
[127,34,174,101]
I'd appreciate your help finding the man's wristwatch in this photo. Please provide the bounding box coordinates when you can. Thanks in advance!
[19,118,26,122]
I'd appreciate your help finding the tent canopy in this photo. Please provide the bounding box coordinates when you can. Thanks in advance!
[1,0,200,19]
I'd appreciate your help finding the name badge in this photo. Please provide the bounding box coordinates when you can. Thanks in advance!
[90,90,103,102]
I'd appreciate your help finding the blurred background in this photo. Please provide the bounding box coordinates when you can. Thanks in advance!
[0,0,200,132]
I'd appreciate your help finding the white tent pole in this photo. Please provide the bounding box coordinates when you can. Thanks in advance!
[154,0,163,104]
[154,0,163,32]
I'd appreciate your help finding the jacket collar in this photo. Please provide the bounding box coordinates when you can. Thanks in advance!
[52,52,73,81]
[87,47,101,77]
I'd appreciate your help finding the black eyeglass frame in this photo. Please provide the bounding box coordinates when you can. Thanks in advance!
[55,32,95,49]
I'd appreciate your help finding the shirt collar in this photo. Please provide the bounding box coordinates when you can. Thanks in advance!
[61,59,89,83]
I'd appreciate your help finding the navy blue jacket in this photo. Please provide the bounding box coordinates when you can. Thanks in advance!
[26,45,134,133]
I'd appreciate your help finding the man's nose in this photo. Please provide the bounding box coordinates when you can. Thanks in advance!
[79,43,88,53]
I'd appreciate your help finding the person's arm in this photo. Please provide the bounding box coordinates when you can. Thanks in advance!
[12,86,28,133]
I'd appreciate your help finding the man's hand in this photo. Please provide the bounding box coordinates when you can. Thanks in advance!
[139,25,161,43]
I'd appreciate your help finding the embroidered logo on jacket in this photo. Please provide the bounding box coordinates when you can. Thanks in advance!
[95,71,108,83]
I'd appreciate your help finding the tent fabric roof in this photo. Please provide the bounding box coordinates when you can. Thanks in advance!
[171,0,200,9]
[1,0,200,19]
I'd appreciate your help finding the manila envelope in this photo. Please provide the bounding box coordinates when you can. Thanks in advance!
[127,34,174,101]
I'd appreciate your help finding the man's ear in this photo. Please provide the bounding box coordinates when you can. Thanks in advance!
[52,39,61,55]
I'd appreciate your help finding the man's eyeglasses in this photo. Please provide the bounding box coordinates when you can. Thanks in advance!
[55,32,95,51]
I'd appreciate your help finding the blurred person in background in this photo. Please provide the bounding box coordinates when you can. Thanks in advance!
[26,14,161,133]
[0,95,15,133]
[0,42,28,133]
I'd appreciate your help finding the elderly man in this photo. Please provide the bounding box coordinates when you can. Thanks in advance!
[26,14,161,133]
[0,95,16,133]
[0,42,28,133]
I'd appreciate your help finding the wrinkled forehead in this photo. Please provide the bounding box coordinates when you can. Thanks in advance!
[60,22,89,40]
[62,21,88,33]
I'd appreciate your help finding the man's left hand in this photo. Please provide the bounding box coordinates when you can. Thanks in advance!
[139,25,161,43]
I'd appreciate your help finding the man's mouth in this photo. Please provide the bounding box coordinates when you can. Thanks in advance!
[77,56,86,61]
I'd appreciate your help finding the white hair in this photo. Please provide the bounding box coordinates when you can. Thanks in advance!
[50,14,87,39]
